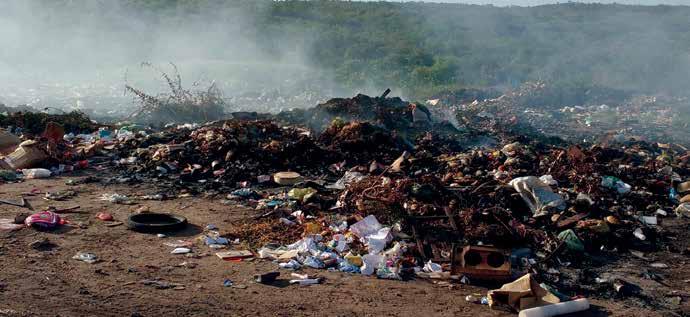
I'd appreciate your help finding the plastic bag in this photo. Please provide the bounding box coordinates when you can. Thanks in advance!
[326,171,365,190]
[557,229,584,252]
[675,203,690,218]
[423,260,443,273]
[303,256,325,269]
[349,215,382,238]
[338,261,361,273]
[366,227,392,254]
[360,254,384,276]
[509,176,565,217]
[601,176,631,194]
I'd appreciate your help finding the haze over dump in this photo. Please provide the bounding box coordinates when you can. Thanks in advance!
[0,0,342,112]
[361,0,689,5]
[1,0,690,113]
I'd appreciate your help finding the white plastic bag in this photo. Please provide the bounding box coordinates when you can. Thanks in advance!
[423,260,443,273]
[360,254,384,276]
[366,227,392,254]
[509,176,565,217]
[349,215,382,238]
[22,168,52,179]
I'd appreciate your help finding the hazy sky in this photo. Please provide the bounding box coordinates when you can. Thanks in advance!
[363,0,689,5]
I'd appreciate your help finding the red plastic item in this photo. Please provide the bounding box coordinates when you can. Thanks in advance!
[76,160,89,169]
[25,211,64,229]
[96,212,113,221]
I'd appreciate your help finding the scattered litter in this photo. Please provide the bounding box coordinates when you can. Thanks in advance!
[0,219,24,231]
[650,262,669,269]
[216,250,253,261]
[601,176,631,194]
[44,190,76,201]
[171,247,192,254]
[22,168,52,179]
[72,252,98,264]
[487,274,560,311]
[96,212,114,221]
[509,176,565,217]
[254,272,280,284]
[141,279,185,290]
[24,211,63,230]
[100,193,133,205]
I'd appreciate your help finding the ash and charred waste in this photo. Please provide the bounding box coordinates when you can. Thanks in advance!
[2,90,690,315]
[277,90,463,138]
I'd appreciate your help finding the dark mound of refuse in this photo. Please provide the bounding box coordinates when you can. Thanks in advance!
[119,120,338,185]
[0,110,97,136]
[318,120,408,164]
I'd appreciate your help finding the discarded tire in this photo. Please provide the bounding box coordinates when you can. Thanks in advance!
[127,213,187,233]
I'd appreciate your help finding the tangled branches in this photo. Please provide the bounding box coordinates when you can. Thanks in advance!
[125,62,226,125]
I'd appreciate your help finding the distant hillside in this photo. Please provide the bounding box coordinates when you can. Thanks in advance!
[259,1,690,98]
[6,0,690,100]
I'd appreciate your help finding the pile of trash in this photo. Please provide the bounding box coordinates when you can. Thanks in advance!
[114,120,335,187]
[0,109,97,136]
[458,81,690,147]
[2,89,689,315]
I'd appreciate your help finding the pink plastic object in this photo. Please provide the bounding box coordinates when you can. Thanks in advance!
[24,211,63,229]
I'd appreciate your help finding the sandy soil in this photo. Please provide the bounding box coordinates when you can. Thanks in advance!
[0,172,688,317]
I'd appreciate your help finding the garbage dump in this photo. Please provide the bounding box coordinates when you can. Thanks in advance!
[1,88,689,316]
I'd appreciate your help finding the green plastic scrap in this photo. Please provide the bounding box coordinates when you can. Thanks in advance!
[558,229,584,252]
[288,187,317,202]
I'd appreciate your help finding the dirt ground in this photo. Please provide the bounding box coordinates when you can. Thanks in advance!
[1,172,689,317]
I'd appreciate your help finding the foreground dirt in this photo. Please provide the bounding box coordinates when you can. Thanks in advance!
[1,173,688,316]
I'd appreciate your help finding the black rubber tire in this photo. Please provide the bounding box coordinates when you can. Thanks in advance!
[127,213,188,233]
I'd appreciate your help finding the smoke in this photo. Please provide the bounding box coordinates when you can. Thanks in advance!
[407,2,690,98]
[363,0,689,6]
[1,0,689,115]
[0,0,346,114]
